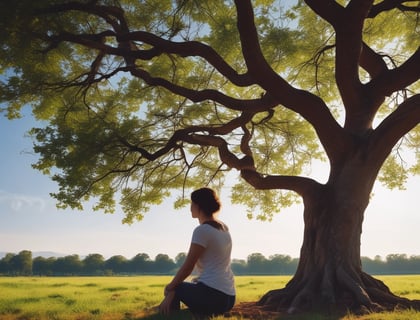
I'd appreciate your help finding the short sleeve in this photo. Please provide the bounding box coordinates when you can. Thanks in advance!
[191,225,210,248]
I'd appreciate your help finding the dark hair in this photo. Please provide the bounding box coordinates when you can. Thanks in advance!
[191,188,221,217]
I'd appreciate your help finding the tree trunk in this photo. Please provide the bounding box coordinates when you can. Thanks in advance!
[256,161,420,315]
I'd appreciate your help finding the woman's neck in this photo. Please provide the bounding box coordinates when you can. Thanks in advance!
[199,215,216,225]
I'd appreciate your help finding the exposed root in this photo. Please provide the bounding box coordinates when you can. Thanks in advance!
[336,266,373,308]
[254,270,420,316]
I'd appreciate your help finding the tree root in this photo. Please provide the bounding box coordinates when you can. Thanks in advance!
[255,269,420,316]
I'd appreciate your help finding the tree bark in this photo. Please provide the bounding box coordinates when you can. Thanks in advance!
[256,159,420,315]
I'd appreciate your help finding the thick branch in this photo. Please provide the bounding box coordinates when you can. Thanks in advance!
[120,113,255,174]
[240,170,322,199]
[369,94,420,164]
[184,131,323,200]
[39,1,126,30]
[41,2,253,87]
[43,33,275,112]
[305,1,381,131]
[368,0,420,17]
[183,134,255,170]
[119,32,254,87]
[367,47,420,97]
[129,68,277,113]
[40,1,121,15]
[359,42,389,79]
[118,111,254,162]
[303,0,344,25]
[43,31,157,59]
[336,1,373,115]
[233,0,282,86]
[234,0,351,160]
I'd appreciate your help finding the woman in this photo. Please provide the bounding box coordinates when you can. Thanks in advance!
[159,187,236,317]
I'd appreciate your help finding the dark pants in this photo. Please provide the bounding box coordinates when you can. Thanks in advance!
[172,281,235,316]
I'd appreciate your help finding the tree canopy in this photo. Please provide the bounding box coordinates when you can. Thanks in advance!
[1,1,419,222]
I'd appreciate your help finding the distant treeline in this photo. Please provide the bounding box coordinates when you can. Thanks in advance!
[1,251,419,276]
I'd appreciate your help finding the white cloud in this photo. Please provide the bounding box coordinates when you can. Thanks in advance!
[0,190,47,212]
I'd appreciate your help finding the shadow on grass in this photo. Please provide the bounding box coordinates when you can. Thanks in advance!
[131,309,194,320]
[130,310,342,320]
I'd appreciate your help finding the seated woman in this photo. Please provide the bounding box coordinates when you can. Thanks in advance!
[159,187,236,318]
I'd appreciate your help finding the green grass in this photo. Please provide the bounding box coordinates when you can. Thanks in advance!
[0,276,168,320]
[0,275,419,319]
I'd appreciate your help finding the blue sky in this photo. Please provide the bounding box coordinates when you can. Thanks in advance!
[1,110,419,260]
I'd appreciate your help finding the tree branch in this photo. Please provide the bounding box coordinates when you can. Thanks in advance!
[43,31,159,60]
[368,0,420,18]
[184,134,254,170]
[234,0,281,86]
[182,131,324,200]
[335,1,374,116]
[240,169,322,199]
[305,1,400,134]
[129,67,278,113]
[117,111,255,163]
[38,1,126,31]
[234,0,351,161]
[359,42,389,79]
[367,47,420,97]
[41,2,253,87]
[40,29,279,114]
[119,31,254,87]
[303,0,344,25]
[369,94,420,164]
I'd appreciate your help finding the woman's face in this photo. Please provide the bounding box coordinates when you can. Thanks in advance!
[190,201,200,218]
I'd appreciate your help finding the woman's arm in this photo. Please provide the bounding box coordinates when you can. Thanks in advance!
[165,243,205,293]
[160,243,204,315]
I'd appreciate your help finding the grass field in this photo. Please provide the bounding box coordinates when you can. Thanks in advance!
[0,275,419,320]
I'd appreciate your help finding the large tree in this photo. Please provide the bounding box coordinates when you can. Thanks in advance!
[1,0,419,315]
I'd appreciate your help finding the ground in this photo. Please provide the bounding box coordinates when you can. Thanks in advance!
[227,302,283,320]
[227,300,420,320]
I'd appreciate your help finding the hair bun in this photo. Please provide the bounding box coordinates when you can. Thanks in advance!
[191,188,221,217]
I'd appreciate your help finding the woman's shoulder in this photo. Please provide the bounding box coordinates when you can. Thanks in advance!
[202,220,229,231]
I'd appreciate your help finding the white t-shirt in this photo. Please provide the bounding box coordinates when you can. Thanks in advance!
[191,223,235,296]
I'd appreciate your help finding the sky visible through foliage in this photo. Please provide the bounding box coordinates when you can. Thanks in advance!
[1,109,419,260]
